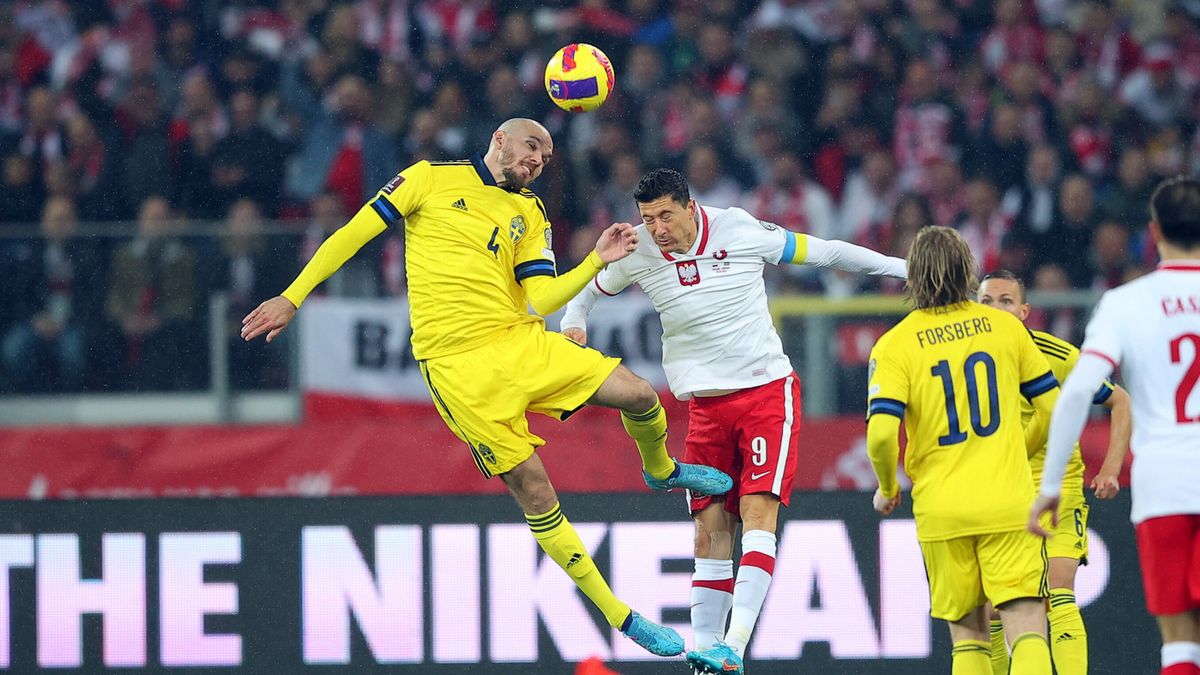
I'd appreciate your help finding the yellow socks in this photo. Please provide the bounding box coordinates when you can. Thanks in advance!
[526,503,631,628]
[1011,632,1052,675]
[952,640,992,675]
[990,619,1010,675]
[1048,588,1087,674]
[621,399,674,480]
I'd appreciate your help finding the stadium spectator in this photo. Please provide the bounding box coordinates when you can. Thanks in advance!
[117,75,173,214]
[1035,174,1100,286]
[954,177,1011,274]
[1119,43,1193,129]
[104,196,199,391]
[1003,143,1064,236]
[1088,220,1133,291]
[1101,147,1155,231]
[2,196,100,392]
[210,89,285,217]
[840,148,899,243]
[215,199,293,390]
[64,114,122,222]
[0,153,41,224]
[686,144,741,210]
[893,59,967,192]
[745,149,836,240]
[966,103,1030,191]
[285,74,397,215]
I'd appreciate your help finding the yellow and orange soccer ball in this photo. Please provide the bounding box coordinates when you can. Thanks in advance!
[544,43,615,113]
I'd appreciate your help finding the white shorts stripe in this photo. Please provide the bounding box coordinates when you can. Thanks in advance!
[771,376,794,495]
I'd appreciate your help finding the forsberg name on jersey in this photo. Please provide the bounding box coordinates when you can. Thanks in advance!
[914,316,993,348]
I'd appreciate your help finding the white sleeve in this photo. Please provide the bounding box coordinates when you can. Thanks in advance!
[795,234,908,278]
[1078,292,1124,367]
[559,263,630,332]
[1039,352,1116,498]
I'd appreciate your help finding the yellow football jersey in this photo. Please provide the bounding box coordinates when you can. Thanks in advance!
[1022,329,1116,493]
[867,302,1057,541]
[371,157,556,360]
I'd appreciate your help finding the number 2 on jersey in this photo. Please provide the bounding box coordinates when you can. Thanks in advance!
[931,352,1000,446]
[1170,333,1200,423]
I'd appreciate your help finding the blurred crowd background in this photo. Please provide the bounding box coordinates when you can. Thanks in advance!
[0,0,1193,393]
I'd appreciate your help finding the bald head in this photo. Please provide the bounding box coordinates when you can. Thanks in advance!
[485,118,553,190]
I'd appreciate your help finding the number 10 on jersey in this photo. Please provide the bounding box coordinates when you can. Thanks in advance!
[931,352,1000,446]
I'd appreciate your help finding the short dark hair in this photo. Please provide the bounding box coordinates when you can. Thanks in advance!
[633,168,690,206]
[1151,176,1200,249]
[980,269,1026,303]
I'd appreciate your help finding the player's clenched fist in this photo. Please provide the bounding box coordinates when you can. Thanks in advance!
[595,222,638,263]
[241,295,297,343]
[873,488,901,516]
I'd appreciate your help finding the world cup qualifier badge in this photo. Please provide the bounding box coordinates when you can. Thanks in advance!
[382,172,404,194]
[509,215,526,242]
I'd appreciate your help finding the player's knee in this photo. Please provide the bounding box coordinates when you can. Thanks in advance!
[626,376,658,413]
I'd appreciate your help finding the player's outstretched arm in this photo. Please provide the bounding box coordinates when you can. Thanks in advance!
[866,414,903,515]
[241,202,387,342]
[1031,353,1115,534]
[522,222,637,316]
[784,232,907,278]
[1091,384,1131,499]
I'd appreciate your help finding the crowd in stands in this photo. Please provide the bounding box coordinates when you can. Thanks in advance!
[0,0,1193,392]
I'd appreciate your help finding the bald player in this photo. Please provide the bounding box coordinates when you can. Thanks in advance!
[241,119,734,657]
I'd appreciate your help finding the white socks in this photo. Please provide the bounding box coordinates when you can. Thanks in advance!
[1162,641,1200,668]
[690,557,734,650]
[724,529,777,656]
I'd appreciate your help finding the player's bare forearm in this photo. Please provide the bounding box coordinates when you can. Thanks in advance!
[1024,386,1058,458]
[866,414,902,498]
[1093,385,1131,498]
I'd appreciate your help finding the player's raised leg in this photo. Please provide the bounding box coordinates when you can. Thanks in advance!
[501,454,685,656]
[588,364,733,495]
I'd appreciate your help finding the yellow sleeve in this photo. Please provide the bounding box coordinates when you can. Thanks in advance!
[376,161,433,220]
[281,204,387,308]
[866,340,907,497]
[280,161,433,308]
[522,251,605,316]
[1017,328,1059,456]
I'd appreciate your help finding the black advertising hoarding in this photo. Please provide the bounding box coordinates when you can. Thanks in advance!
[0,493,1154,673]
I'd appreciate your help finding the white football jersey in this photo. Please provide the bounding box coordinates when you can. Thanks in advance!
[1081,261,1200,523]
[561,205,905,399]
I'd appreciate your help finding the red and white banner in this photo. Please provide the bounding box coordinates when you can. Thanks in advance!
[0,414,1125,500]
[298,295,669,402]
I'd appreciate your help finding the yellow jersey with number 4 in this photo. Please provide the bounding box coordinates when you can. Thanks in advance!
[370,156,557,360]
[867,302,1057,541]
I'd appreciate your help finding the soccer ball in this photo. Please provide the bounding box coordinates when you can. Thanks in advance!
[544,43,615,112]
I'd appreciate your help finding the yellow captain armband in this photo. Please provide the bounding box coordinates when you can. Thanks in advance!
[780,231,809,265]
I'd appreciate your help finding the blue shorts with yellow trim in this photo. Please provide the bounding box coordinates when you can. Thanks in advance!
[418,322,620,478]
[920,529,1048,621]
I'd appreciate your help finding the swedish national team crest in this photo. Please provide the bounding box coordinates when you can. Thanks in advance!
[477,443,497,464]
[676,260,701,286]
[509,216,526,243]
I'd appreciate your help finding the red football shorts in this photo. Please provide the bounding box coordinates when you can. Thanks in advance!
[684,374,801,517]
[1136,514,1200,616]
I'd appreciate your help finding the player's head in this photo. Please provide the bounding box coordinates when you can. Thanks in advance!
[904,226,979,310]
[487,118,553,190]
[1149,176,1200,253]
[978,269,1030,321]
[633,168,698,254]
